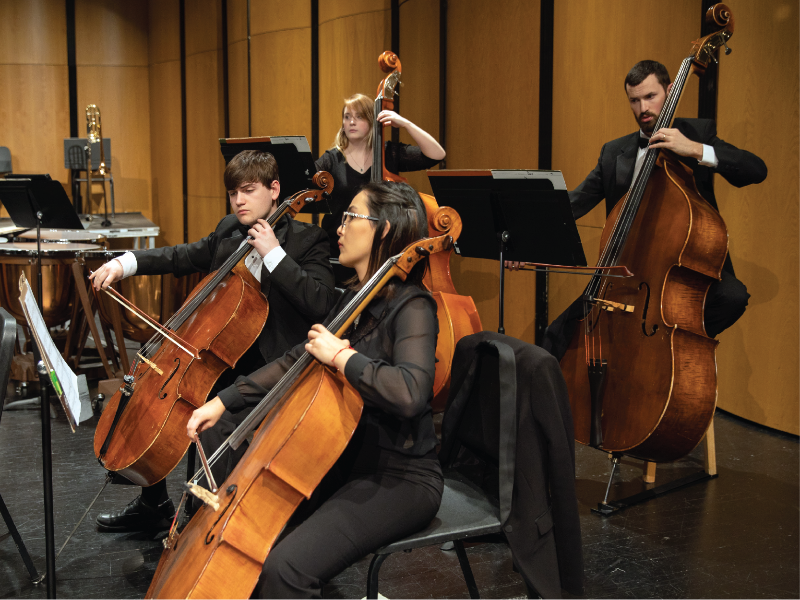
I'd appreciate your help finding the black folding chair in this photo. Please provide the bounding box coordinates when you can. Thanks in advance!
[0,307,42,583]
[366,342,525,599]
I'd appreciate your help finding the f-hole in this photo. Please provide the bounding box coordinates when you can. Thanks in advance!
[206,485,238,544]
[638,282,658,337]
[158,357,181,399]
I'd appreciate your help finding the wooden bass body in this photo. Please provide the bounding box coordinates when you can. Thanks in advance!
[561,152,727,462]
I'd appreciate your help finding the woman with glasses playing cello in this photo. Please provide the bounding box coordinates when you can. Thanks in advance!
[186,181,443,598]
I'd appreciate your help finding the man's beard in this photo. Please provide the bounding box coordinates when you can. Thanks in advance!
[638,111,659,134]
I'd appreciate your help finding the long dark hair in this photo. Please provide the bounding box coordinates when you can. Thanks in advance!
[347,181,429,289]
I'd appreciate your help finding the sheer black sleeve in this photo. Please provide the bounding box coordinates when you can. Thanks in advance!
[384,141,441,175]
[343,296,437,420]
[216,294,347,412]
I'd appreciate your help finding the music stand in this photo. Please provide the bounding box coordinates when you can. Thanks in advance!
[0,175,84,597]
[428,169,586,334]
[219,136,330,215]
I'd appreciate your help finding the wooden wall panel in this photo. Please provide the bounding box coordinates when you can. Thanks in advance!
[398,0,440,197]
[715,2,799,434]
[77,66,153,218]
[318,1,390,155]
[0,66,70,182]
[227,40,250,138]
[549,0,700,321]
[185,0,226,242]
[250,4,311,142]
[445,0,541,342]
[148,0,182,247]
[251,0,310,33]
[76,0,152,223]
[227,0,249,138]
[0,0,69,194]
[0,0,67,65]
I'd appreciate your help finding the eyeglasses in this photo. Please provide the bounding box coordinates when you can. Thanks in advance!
[341,211,379,229]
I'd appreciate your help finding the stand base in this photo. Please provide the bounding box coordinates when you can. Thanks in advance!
[592,471,717,516]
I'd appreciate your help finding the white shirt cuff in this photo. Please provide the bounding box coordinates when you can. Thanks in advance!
[699,144,718,168]
[115,252,138,278]
[262,246,287,273]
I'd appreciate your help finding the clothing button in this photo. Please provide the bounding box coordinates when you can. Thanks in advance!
[504,525,513,532]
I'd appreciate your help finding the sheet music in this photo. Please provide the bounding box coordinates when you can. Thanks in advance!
[18,273,81,431]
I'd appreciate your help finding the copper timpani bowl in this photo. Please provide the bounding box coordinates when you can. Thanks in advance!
[0,242,101,327]
[85,251,202,344]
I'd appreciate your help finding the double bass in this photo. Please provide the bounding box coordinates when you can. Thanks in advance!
[93,174,333,486]
[560,5,735,463]
[372,51,483,411]
[146,234,454,599]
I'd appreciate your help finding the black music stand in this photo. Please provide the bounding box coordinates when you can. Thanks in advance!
[219,136,330,215]
[428,170,586,334]
[0,175,84,597]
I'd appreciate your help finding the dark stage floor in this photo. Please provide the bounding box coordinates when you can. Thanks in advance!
[0,392,797,599]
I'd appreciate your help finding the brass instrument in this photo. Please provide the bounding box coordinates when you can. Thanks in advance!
[85,104,112,226]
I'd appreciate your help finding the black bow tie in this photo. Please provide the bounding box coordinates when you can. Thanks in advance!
[638,136,651,150]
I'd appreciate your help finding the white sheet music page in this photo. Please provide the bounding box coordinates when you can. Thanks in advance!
[18,273,81,431]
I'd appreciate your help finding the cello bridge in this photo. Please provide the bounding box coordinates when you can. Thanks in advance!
[594,298,635,313]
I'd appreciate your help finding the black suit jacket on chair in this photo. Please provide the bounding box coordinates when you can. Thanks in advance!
[441,332,583,598]
[133,213,335,365]
[569,118,767,275]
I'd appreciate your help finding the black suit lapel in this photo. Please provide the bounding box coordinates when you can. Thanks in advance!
[607,132,641,212]
[211,235,247,272]
[614,133,640,192]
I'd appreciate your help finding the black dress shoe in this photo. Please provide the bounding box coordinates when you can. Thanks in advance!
[96,495,175,532]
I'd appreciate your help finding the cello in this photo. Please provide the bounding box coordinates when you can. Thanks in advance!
[93,173,333,487]
[146,233,454,599]
[372,51,483,410]
[560,5,735,463]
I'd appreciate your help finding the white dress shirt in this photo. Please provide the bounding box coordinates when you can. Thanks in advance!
[114,240,285,283]
[631,131,719,184]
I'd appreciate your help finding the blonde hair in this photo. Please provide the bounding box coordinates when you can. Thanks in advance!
[331,93,375,153]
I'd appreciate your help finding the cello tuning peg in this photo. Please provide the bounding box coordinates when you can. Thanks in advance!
[709,53,719,65]
[722,40,732,55]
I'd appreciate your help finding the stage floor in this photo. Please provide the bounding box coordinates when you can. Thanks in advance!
[1,391,797,599]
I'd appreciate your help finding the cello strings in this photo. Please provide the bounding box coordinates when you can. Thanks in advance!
[592,57,691,290]
[600,57,692,275]
[194,256,399,481]
[584,57,691,307]
[582,57,692,365]
[136,197,295,362]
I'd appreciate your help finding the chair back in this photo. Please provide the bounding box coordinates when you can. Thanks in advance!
[0,307,18,416]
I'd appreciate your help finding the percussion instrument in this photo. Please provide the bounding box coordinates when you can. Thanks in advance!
[84,250,198,344]
[18,228,105,244]
[0,242,100,328]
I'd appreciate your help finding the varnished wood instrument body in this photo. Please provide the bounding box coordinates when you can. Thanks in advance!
[560,4,734,463]
[561,152,726,462]
[146,363,362,598]
[146,235,452,599]
[93,173,333,486]
[420,199,482,411]
[93,262,268,486]
[372,50,483,411]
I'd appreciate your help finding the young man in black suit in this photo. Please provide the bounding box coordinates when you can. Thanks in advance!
[540,60,767,359]
[89,150,335,531]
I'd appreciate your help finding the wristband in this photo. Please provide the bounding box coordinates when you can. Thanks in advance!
[332,345,354,369]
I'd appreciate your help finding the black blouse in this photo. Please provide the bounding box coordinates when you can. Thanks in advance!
[314,142,441,258]
[217,280,440,457]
